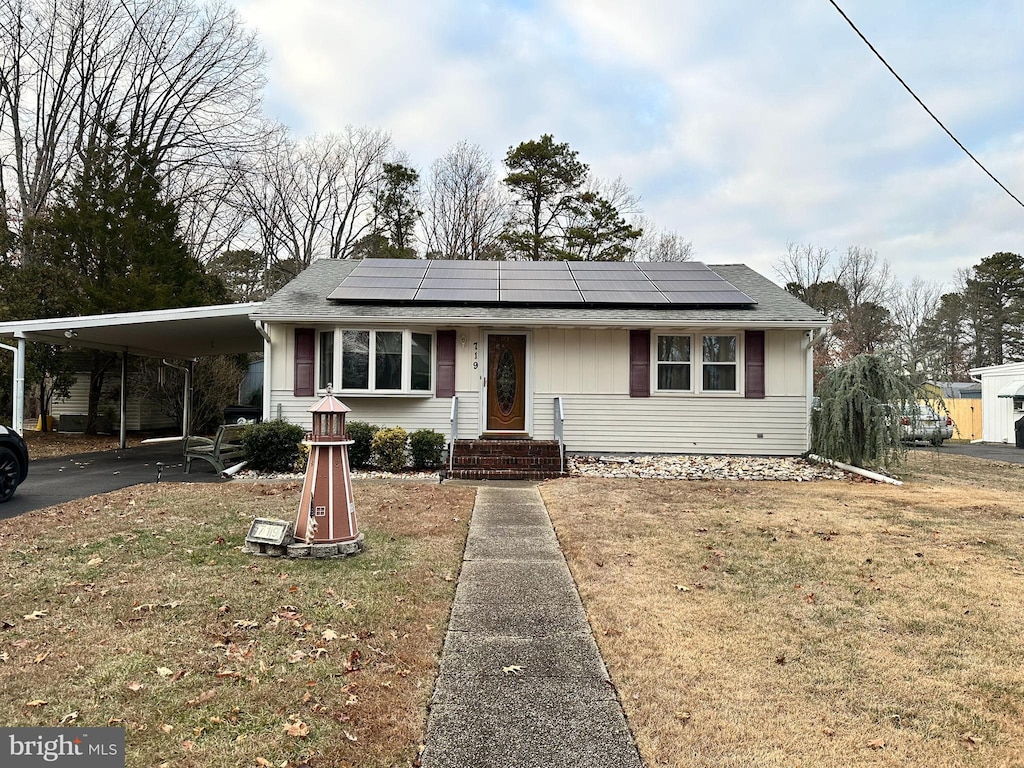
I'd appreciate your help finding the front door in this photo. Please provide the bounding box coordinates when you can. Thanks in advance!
[486,334,526,432]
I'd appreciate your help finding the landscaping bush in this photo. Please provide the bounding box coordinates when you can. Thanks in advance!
[371,427,409,473]
[410,428,446,469]
[242,419,306,473]
[346,421,379,468]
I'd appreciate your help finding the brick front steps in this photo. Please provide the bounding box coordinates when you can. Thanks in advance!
[446,439,564,481]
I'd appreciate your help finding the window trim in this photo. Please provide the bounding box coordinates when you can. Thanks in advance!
[315,328,436,396]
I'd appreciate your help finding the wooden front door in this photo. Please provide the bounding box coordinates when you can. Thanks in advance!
[486,334,527,431]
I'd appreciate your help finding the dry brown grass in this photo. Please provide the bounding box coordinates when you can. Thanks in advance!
[24,430,149,459]
[0,480,474,768]
[541,452,1024,768]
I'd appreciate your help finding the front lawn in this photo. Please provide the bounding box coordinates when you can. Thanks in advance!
[0,480,474,768]
[542,453,1024,767]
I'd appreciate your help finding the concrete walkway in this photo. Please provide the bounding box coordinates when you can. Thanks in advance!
[422,485,644,768]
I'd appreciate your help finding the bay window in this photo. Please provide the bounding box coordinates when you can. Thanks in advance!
[318,329,434,393]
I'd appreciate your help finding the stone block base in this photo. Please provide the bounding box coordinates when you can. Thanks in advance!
[276,533,366,559]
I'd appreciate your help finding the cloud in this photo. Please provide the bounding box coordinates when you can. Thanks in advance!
[233,0,1024,287]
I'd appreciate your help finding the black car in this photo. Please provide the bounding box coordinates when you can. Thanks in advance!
[0,425,29,503]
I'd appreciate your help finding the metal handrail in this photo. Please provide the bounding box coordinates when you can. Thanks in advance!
[448,395,459,473]
[553,396,565,474]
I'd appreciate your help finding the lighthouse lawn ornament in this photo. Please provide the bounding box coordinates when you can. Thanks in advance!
[291,391,365,557]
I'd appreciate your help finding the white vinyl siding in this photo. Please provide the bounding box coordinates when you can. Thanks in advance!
[532,394,809,455]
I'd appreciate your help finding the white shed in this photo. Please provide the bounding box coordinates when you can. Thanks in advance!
[970,361,1024,443]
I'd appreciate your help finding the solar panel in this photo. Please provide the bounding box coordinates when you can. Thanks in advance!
[414,288,499,302]
[328,286,419,301]
[580,290,670,304]
[646,279,735,292]
[419,277,498,290]
[500,278,578,290]
[500,289,584,303]
[427,261,499,271]
[328,259,756,306]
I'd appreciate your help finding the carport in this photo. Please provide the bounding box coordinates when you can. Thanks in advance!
[0,303,266,447]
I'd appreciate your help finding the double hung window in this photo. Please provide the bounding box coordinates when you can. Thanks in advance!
[654,333,740,393]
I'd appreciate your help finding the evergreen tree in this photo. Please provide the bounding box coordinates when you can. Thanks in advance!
[502,134,588,260]
[372,162,421,258]
[30,124,227,431]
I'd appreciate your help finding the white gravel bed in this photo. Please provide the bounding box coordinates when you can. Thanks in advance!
[238,455,845,483]
[567,454,846,481]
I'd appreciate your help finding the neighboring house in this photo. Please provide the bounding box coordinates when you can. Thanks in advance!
[969,361,1024,444]
[922,381,982,441]
[251,258,828,457]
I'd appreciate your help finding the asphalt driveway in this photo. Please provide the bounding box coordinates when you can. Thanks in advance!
[912,441,1024,464]
[1,440,226,520]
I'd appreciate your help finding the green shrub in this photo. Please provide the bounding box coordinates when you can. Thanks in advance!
[346,421,379,468]
[371,426,409,473]
[409,429,446,469]
[242,419,306,473]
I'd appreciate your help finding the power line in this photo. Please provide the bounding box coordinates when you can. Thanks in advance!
[827,0,1024,211]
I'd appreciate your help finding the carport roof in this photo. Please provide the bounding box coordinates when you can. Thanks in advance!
[0,303,265,358]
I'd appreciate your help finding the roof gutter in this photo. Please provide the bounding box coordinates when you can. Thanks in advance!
[250,314,829,330]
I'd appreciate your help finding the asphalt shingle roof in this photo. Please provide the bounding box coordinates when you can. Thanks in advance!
[253,259,827,327]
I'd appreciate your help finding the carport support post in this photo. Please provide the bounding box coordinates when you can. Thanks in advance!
[119,351,128,450]
[0,337,24,430]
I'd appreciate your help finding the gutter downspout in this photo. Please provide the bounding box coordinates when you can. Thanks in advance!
[806,326,828,450]
[119,351,128,450]
[254,321,272,422]
[163,359,195,437]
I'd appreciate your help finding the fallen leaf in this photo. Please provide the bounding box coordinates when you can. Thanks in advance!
[160,724,174,734]
[87,556,104,566]
[345,648,361,672]
[866,738,885,750]
[134,603,157,613]
[255,759,274,767]
[502,665,524,675]
[59,711,79,724]
[322,629,338,642]
[156,666,174,678]
[33,650,50,664]
[233,620,260,629]
[23,610,47,621]
[25,699,48,707]
[283,720,310,738]
[674,711,692,722]
[962,733,982,751]
[288,650,307,664]
[180,740,194,751]
[673,584,690,592]
[126,681,144,692]
[343,730,357,742]
[186,689,216,707]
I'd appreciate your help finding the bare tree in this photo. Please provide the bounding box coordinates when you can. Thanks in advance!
[629,218,693,262]
[423,140,508,259]
[889,277,941,379]
[0,0,267,259]
[774,242,834,297]
[239,126,391,278]
[836,245,892,309]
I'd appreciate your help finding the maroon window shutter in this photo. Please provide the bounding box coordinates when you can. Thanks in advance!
[294,328,315,397]
[745,330,765,399]
[436,330,456,398]
[629,330,650,397]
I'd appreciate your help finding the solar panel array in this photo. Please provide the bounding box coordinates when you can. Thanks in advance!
[327,259,756,307]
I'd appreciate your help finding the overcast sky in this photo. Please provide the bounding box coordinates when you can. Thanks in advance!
[233,0,1024,289]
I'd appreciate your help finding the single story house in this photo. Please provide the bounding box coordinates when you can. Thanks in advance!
[251,258,828,459]
[969,361,1024,444]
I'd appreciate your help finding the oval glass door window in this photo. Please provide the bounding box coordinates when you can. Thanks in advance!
[496,348,517,415]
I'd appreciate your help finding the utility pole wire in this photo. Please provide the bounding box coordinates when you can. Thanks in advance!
[828,0,1024,211]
